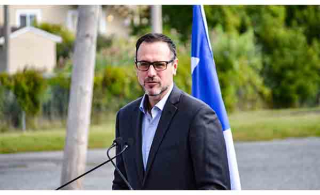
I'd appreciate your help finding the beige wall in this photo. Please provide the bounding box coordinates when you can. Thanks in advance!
[0,5,71,27]
[8,31,56,74]
[0,5,131,38]
[34,5,71,26]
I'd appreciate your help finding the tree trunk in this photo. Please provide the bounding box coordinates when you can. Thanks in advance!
[4,5,10,72]
[21,111,26,132]
[60,5,100,190]
[151,5,162,33]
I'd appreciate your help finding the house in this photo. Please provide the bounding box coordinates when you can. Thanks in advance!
[0,5,138,38]
[0,5,143,74]
[0,26,62,74]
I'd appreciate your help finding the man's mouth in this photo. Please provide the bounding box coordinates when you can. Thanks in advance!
[145,81,158,87]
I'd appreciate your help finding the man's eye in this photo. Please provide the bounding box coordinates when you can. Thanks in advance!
[140,62,150,67]
[154,62,166,67]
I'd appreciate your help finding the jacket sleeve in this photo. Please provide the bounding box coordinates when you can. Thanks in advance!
[112,111,130,190]
[188,105,231,190]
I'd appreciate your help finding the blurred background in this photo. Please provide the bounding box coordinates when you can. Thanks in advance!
[0,5,319,153]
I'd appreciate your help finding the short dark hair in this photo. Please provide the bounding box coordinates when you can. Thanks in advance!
[135,33,177,61]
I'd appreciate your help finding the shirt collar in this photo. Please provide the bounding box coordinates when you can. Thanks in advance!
[139,83,174,114]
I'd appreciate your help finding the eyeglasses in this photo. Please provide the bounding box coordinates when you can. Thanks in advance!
[135,59,175,71]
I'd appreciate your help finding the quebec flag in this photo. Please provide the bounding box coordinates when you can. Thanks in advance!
[191,5,241,190]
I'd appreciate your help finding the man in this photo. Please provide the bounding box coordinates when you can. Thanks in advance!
[112,33,230,190]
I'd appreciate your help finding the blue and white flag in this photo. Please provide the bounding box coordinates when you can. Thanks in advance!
[191,5,241,190]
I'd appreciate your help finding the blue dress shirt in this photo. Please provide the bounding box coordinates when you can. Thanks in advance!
[139,84,174,170]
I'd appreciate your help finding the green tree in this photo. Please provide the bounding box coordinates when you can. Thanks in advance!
[163,5,192,42]
[245,6,286,53]
[262,28,320,107]
[12,70,47,130]
[42,73,70,121]
[130,6,151,37]
[204,5,250,34]
[285,6,320,44]
[163,5,250,42]
[245,6,320,107]
[211,27,270,111]
[0,73,21,130]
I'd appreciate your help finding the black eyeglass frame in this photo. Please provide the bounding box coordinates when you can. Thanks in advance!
[135,58,175,71]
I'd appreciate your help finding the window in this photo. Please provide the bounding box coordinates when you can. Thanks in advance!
[16,9,41,27]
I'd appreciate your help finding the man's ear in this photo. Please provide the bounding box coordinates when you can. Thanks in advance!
[173,58,178,76]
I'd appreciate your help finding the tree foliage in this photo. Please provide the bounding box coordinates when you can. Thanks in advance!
[11,70,47,116]
[212,27,270,111]
[262,28,320,107]
[0,70,47,130]
[163,5,320,108]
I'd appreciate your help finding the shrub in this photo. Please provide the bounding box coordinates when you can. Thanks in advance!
[12,70,47,117]
[0,71,47,130]
[211,26,271,111]
[90,65,142,123]
[42,73,71,121]
[262,28,320,108]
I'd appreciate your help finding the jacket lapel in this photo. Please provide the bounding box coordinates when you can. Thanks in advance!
[142,85,181,185]
[132,105,144,187]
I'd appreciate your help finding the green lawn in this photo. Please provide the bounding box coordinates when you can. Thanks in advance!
[0,123,115,154]
[1,107,320,153]
[229,107,320,141]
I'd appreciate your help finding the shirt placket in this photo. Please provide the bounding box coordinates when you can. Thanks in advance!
[144,108,159,168]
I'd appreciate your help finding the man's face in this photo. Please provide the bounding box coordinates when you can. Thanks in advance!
[136,41,178,98]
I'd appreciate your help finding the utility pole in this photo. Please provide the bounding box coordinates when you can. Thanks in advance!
[4,5,10,72]
[151,5,162,33]
[60,5,100,190]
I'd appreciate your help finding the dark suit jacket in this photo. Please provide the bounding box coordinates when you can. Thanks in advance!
[112,85,230,190]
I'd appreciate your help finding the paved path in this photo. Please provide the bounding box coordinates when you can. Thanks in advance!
[0,137,319,190]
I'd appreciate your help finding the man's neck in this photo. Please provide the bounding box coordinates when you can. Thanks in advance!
[148,95,164,110]
[146,83,173,112]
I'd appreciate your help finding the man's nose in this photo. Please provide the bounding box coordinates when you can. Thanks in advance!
[147,65,157,77]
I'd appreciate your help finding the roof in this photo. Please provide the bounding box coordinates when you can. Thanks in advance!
[0,26,21,37]
[0,26,62,45]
